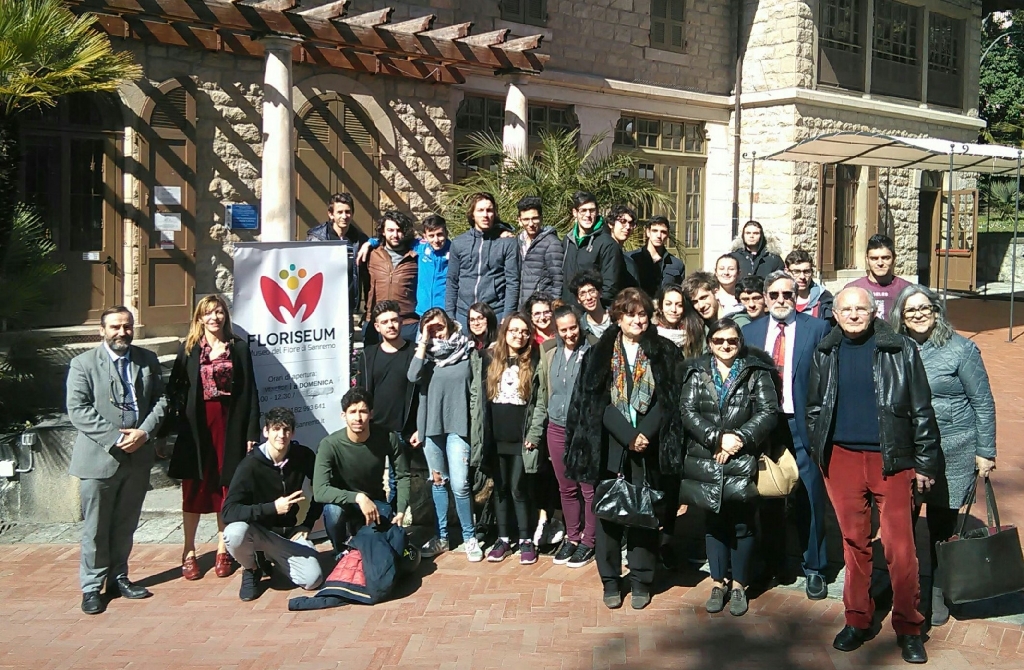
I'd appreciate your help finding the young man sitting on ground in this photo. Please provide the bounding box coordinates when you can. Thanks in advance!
[314,387,410,555]
[221,407,324,602]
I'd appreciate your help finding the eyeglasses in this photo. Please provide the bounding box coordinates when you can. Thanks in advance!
[767,291,795,301]
[838,306,872,316]
[508,328,530,336]
[710,337,740,346]
[903,305,936,318]
[577,287,599,298]
[468,315,487,323]
[532,310,552,317]
[615,217,635,226]
[576,206,597,215]
[789,268,813,276]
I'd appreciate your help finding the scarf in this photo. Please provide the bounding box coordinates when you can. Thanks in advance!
[428,329,472,368]
[611,335,655,423]
[711,359,744,409]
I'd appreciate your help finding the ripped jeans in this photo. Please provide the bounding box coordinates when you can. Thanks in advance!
[422,433,475,543]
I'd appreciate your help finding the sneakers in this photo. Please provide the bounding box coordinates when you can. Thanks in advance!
[519,540,538,565]
[532,519,548,546]
[421,536,449,558]
[553,540,577,565]
[464,537,484,563]
[705,586,727,613]
[238,567,262,602]
[566,543,596,568]
[487,539,513,562]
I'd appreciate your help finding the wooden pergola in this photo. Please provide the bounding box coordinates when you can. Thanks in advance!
[68,0,548,84]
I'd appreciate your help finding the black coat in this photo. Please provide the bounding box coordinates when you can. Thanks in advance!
[166,338,261,486]
[805,320,940,478]
[561,222,630,307]
[678,349,780,512]
[731,237,784,279]
[563,326,685,484]
[352,342,418,439]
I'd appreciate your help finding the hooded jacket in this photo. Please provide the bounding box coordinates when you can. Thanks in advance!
[798,282,835,322]
[730,234,784,279]
[518,226,564,307]
[677,349,780,513]
[805,320,940,478]
[561,219,629,307]
[446,225,520,320]
[563,326,685,483]
[221,442,322,530]
[415,239,449,316]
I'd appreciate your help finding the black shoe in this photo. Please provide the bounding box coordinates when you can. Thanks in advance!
[553,540,577,565]
[729,588,749,616]
[603,582,623,609]
[897,635,928,664]
[805,573,828,601]
[566,543,596,568]
[833,625,875,652]
[113,575,151,600]
[659,543,679,570]
[239,567,263,602]
[705,586,727,614]
[81,591,105,615]
[630,585,651,610]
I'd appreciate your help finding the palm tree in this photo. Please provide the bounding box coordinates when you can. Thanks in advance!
[441,129,672,247]
[0,0,142,249]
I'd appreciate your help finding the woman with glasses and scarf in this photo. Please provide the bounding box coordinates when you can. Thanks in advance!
[678,318,779,617]
[408,308,485,562]
[889,285,997,627]
[564,288,685,610]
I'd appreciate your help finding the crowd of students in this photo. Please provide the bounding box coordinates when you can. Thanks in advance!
[67,190,999,666]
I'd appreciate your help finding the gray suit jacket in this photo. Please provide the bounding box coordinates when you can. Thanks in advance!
[67,344,169,480]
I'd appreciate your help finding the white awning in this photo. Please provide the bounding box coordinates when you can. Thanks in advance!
[763,131,1023,176]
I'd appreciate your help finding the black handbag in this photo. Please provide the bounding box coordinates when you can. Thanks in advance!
[935,475,1024,605]
[593,451,664,530]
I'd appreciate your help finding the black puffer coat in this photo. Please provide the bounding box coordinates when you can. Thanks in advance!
[563,326,685,484]
[518,226,564,308]
[805,320,940,478]
[678,349,779,512]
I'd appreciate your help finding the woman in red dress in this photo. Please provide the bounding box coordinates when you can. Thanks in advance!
[167,295,260,580]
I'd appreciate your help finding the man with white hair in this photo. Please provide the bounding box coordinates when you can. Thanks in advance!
[805,286,939,664]
[742,271,831,600]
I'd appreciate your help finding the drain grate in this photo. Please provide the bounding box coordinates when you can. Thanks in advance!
[0,522,17,536]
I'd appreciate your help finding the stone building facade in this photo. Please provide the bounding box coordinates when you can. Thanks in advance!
[35,0,991,333]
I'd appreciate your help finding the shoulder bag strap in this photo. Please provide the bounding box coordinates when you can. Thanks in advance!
[953,474,980,538]
[985,475,1002,530]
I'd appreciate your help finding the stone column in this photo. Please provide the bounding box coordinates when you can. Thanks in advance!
[502,77,528,161]
[260,36,298,242]
[575,105,621,157]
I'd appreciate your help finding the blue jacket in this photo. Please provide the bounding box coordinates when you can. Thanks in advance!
[742,312,831,449]
[415,239,449,316]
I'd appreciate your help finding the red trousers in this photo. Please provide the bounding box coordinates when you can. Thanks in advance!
[821,445,923,635]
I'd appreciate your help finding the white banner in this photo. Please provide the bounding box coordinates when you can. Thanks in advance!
[232,242,351,448]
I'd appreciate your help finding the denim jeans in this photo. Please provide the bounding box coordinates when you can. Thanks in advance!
[321,500,393,553]
[422,433,475,543]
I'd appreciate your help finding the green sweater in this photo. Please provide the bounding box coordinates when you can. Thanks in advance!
[313,426,410,514]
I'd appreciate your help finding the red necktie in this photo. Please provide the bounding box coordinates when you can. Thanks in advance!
[772,322,786,371]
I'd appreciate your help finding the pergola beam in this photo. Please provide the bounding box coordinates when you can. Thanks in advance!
[381,15,435,34]
[291,0,349,21]
[338,8,392,28]
[457,29,510,47]
[420,22,472,40]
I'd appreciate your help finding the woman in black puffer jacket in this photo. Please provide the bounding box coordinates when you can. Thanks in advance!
[679,317,778,617]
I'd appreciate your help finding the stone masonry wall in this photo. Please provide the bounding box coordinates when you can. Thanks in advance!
[741,0,815,93]
[346,0,736,95]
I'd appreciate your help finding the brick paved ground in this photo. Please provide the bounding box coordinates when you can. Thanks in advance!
[2,296,1024,670]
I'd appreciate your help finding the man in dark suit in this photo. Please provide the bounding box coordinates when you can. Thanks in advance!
[66,306,168,614]
[742,271,831,600]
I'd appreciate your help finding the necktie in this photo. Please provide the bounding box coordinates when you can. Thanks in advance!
[118,357,138,429]
[772,322,787,372]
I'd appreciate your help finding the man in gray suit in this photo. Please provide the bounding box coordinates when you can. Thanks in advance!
[67,306,168,614]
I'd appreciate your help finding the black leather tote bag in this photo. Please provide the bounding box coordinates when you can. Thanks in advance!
[935,475,1024,604]
[593,451,664,530]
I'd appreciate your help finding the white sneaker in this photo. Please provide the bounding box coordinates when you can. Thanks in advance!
[421,536,448,558]
[464,537,484,562]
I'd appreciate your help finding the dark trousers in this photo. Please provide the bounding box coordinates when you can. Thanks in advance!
[822,445,923,636]
[790,416,829,575]
[594,451,658,591]
[706,501,757,585]
[915,504,959,576]
[321,500,393,553]
[493,451,531,540]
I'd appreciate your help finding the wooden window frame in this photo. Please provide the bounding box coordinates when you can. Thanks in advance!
[499,0,547,28]
[650,0,686,54]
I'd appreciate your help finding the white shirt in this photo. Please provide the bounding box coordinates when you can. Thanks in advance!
[763,314,796,414]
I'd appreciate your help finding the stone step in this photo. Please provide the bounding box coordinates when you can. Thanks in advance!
[58,335,181,360]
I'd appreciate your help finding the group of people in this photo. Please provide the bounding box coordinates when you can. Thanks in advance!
[65,190,998,666]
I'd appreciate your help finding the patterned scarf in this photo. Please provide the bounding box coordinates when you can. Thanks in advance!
[711,359,744,408]
[611,335,655,422]
[428,328,472,368]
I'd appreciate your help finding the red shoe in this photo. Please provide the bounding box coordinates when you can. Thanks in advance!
[182,555,201,581]
[214,552,235,578]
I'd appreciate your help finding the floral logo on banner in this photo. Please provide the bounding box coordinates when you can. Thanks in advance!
[260,264,324,324]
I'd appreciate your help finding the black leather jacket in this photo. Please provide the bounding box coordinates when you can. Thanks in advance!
[678,349,779,513]
[805,320,940,478]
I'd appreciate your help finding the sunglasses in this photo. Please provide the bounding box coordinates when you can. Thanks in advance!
[710,337,740,346]
[767,290,795,301]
